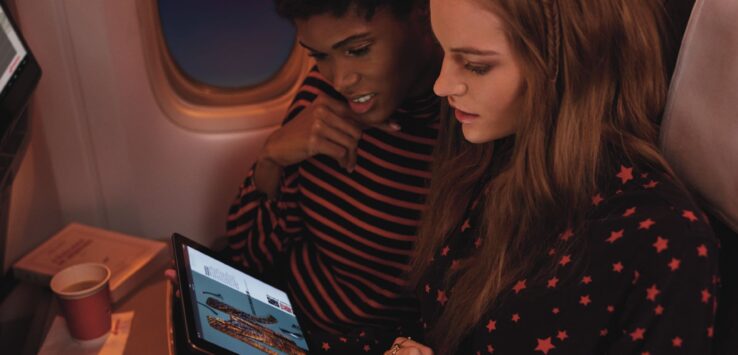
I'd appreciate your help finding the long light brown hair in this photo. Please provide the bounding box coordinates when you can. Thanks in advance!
[411,0,673,352]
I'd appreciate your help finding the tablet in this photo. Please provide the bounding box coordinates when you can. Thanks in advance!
[171,233,310,355]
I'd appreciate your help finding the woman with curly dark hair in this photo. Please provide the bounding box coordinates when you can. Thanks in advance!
[223,0,442,353]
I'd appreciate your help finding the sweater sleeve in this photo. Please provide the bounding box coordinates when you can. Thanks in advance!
[225,162,304,275]
[224,66,337,275]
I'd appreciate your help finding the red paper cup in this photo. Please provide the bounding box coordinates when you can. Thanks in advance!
[50,262,112,341]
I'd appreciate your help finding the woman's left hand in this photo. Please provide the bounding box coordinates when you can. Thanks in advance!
[383,337,434,355]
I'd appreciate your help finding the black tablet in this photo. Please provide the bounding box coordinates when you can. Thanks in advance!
[171,233,311,355]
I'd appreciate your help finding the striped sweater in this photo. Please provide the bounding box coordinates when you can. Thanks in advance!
[226,67,439,340]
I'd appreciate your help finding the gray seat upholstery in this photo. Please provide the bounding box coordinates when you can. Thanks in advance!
[660,0,738,352]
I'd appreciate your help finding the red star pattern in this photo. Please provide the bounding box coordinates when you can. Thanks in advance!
[653,236,669,253]
[701,289,712,304]
[437,290,448,306]
[322,342,331,351]
[668,258,681,271]
[672,337,683,347]
[486,319,497,333]
[556,330,568,341]
[697,244,709,257]
[682,210,698,222]
[592,194,604,206]
[630,327,645,341]
[535,337,556,354]
[474,238,482,248]
[617,165,634,184]
[560,229,574,241]
[411,164,718,355]
[363,344,371,352]
[450,259,460,270]
[646,284,661,301]
[513,280,527,294]
[639,218,656,230]
[606,229,625,243]
[612,261,624,272]
[559,255,572,266]
[654,305,664,315]
[579,295,592,306]
[461,219,471,231]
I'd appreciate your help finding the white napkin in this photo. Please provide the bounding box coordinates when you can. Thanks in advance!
[38,311,135,355]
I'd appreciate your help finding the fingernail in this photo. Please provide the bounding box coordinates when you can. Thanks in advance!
[390,122,401,131]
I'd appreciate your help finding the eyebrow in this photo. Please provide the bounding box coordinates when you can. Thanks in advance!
[299,32,372,53]
[450,47,499,56]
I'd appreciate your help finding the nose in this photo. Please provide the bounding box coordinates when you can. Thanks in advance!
[433,57,467,97]
[332,61,360,94]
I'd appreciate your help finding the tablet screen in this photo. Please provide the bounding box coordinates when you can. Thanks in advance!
[179,242,309,354]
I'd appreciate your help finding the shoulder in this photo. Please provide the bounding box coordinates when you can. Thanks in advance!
[586,165,718,261]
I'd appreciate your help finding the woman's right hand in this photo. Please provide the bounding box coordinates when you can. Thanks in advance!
[260,94,366,172]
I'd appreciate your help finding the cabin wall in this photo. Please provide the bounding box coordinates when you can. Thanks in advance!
[5,0,281,272]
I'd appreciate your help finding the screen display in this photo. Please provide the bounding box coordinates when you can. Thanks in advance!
[0,5,27,96]
[182,245,309,355]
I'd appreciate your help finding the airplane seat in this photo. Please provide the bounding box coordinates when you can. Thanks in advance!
[659,0,738,352]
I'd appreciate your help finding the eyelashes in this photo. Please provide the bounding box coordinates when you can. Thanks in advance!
[346,44,371,57]
[307,43,372,62]
[464,62,491,75]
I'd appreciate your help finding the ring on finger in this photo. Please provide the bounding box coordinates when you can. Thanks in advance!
[390,343,401,355]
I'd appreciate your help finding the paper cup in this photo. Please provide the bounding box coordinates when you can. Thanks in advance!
[50,262,112,341]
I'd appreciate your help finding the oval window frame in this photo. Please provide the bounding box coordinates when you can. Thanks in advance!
[137,0,312,132]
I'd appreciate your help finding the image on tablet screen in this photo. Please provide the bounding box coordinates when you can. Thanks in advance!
[184,246,309,355]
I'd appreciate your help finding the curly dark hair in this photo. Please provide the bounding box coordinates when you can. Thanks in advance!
[274,0,422,21]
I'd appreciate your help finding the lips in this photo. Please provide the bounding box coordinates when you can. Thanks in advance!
[452,106,479,123]
[348,93,376,114]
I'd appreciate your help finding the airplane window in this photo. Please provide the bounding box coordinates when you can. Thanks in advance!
[157,0,295,88]
[140,0,312,131]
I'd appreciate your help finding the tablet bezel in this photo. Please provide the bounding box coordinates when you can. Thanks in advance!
[171,233,312,355]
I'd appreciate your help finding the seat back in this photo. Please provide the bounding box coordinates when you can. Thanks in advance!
[659,0,738,352]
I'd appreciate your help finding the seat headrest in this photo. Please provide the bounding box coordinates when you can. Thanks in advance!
[660,0,738,232]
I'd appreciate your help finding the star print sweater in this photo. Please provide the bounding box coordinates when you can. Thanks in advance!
[417,164,720,354]
[225,66,439,352]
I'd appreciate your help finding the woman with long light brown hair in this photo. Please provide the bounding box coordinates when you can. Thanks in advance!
[384,0,719,354]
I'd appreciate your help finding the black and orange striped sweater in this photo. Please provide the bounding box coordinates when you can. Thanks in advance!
[226,67,439,352]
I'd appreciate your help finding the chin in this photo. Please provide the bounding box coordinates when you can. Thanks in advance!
[461,125,509,144]
[360,107,393,126]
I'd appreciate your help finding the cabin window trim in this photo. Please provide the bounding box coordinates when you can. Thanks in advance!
[137,0,312,132]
